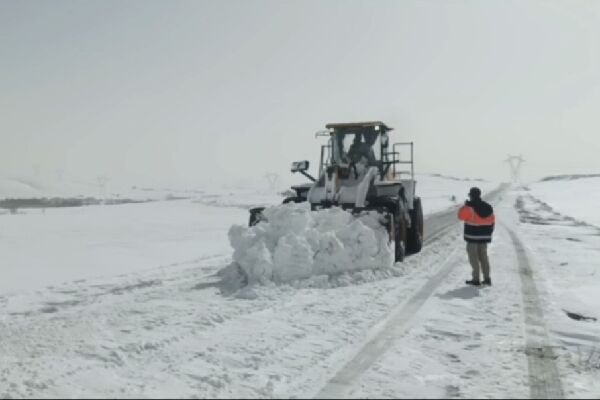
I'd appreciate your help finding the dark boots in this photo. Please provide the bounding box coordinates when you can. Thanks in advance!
[465,278,491,286]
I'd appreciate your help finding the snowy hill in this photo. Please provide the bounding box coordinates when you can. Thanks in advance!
[0,175,104,199]
[0,173,495,212]
[527,176,600,227]
[540,173,600,182]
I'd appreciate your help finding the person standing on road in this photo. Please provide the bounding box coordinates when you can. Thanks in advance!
[458,187,495,286]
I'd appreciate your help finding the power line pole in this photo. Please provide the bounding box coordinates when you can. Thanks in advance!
[97,175,109,199]
[504,155,525,184]
[264,173,280,192]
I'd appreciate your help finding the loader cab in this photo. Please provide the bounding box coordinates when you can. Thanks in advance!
[322,121,394,181]
[335,131,379,166]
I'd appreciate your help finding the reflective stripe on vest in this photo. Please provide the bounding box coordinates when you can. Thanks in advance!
[464,233,493,240]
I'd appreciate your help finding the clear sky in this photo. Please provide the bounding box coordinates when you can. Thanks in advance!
[1,0,599,188]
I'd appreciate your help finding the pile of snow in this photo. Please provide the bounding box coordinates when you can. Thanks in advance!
[223,203,393,287]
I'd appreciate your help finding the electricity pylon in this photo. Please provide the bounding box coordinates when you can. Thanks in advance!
[97,175,109,198]
[504,155,525,184]
[264,173,280,192]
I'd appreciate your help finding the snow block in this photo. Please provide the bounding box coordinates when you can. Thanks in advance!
[224,203,393,287]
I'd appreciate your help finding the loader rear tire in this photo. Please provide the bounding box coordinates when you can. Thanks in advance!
[407,197,423,254]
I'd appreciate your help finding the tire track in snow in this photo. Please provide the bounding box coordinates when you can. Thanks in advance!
[315,186,507,398]
[315,205,467,398]
[315,244,462,398]
[504,226,564,399]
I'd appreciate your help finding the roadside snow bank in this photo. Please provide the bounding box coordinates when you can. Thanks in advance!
[222,203,393,287]
[528,177,600,227]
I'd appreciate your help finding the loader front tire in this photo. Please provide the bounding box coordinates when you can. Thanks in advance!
[394,213,407,263]
[407,197,423,254]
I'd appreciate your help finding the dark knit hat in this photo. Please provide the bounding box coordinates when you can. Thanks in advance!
[469,187,482,198]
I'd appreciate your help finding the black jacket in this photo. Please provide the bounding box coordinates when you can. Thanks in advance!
[458,199,495,243]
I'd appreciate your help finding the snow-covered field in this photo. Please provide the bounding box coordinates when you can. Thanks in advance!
[3,174,599,398]
[416,174,489,215]
[0,201,246,294]
[525,176,600,227]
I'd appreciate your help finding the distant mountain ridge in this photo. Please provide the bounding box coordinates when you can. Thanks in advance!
[426,173,486,182]
[541,174,600,182]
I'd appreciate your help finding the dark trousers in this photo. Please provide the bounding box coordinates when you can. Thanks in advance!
[467,242,490,281]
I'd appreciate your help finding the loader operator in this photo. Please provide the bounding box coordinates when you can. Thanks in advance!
[347,133,376,166]
[458,187,495,286]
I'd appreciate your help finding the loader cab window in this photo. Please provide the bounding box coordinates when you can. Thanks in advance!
[332,131,381,166]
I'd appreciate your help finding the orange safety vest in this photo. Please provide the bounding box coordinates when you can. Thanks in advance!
[458,204,495,243]
[458,206,496,226]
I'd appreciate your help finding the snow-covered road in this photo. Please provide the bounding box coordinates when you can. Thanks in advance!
[314,186,541,399]
[338,193,560,399]
[1,182,599,398]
